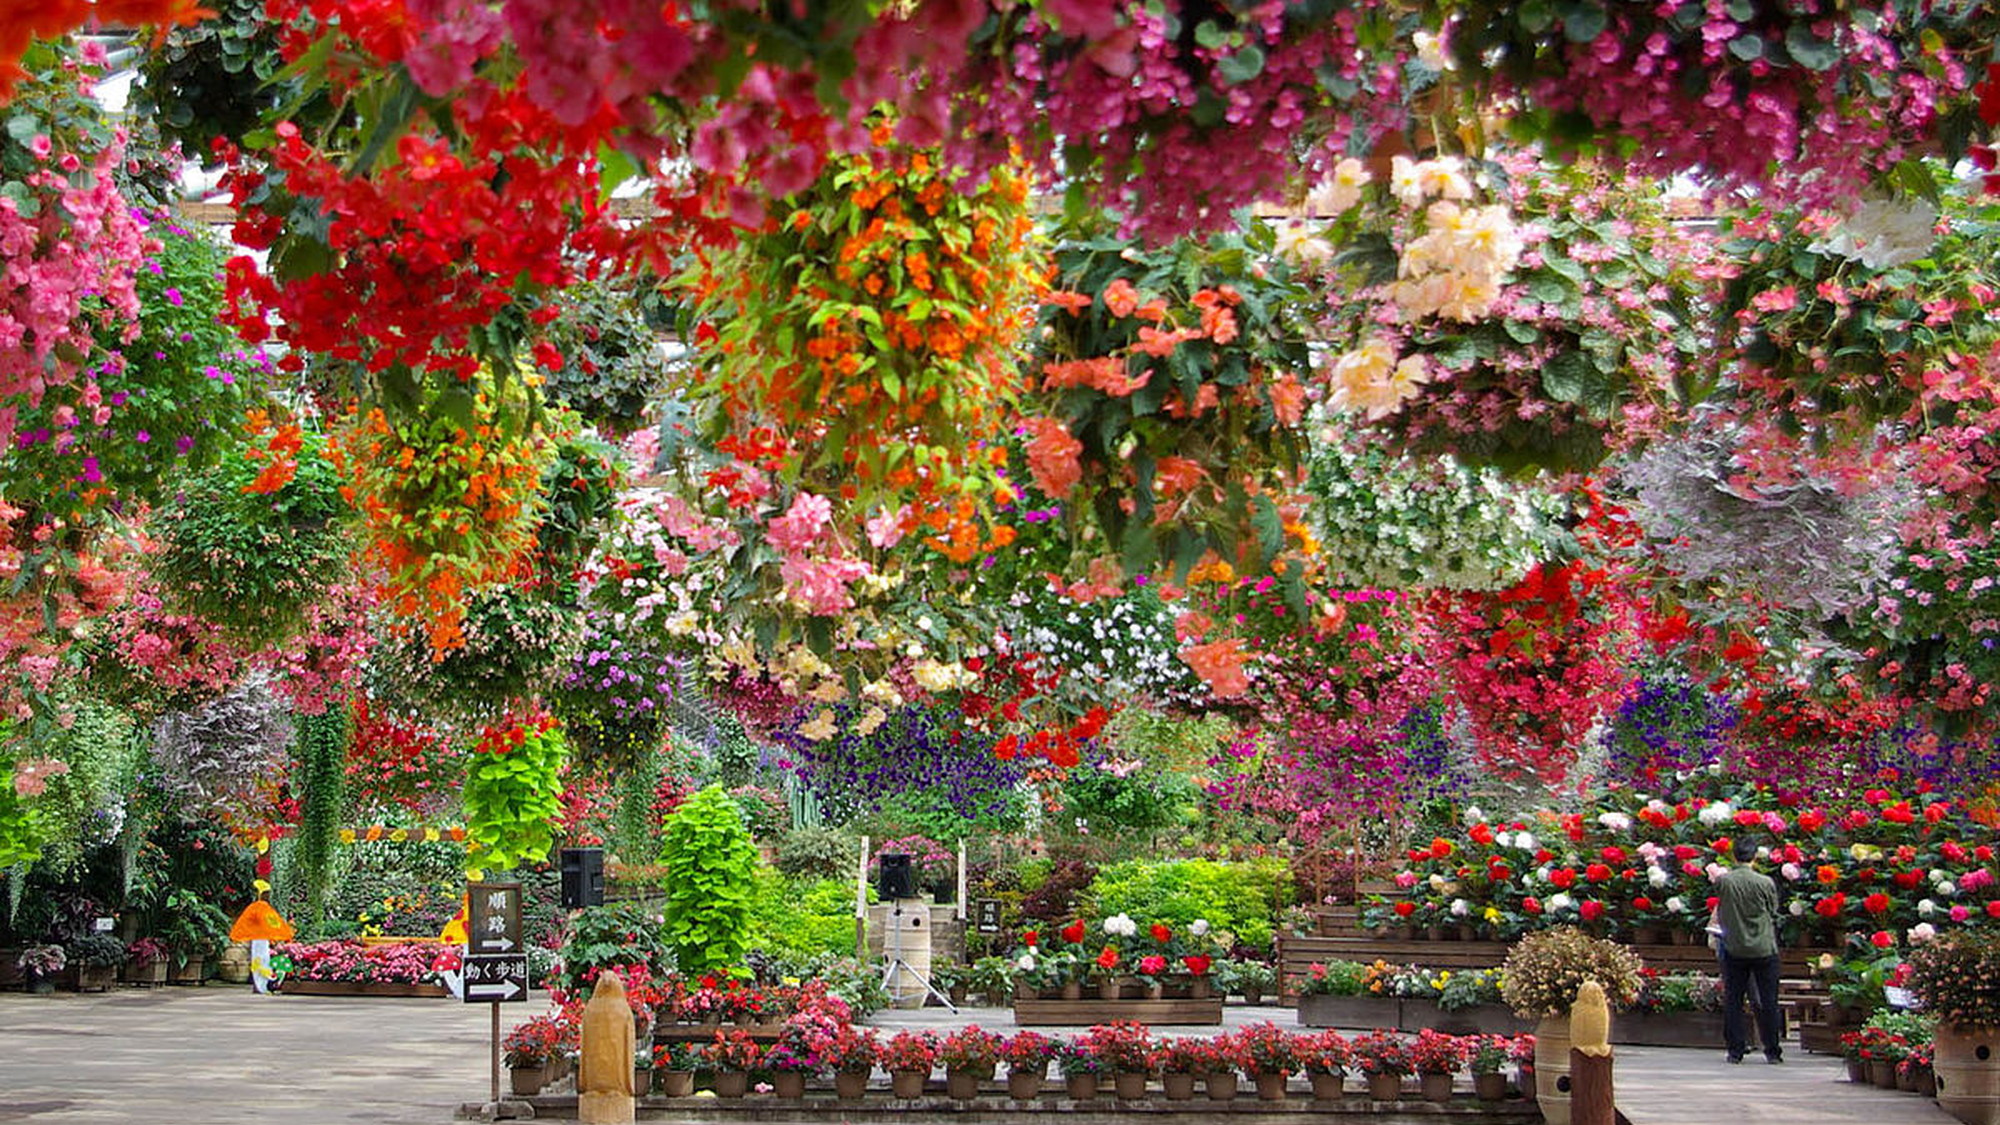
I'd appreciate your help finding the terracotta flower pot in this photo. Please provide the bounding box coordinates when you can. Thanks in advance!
[1898,1065,1918,1093]
[507,1066,546,1096]
[891,1069,927,1098]
[713,1071,750,1098]
[1066,1073,1100,1100]
[1367,1072,1403,1101]
[1241,984,1265,1005]
[1309,1071,1345,1100]
[1474,1072,1508,1101]
[1162,1072,1197,1101]
[1114,1070,1147,1099]
[946,1069,981,1100]
[1254,1071,1290,1101]
[1098,978,1121,1001]
[1007,1071,1044,1099]
[833,1070,869,1100]
[659,1070,695,1098]
[632,1068,651,1097]
[1846,1058,1868,1083]
[1061,981,1082,1001]
[773,1070,807,1098]
[1419,1071,1453,1101]
[1204,1071,1239,1101]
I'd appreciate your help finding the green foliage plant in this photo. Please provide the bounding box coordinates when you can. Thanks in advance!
[461,714,568,874]
[291,707,349,925]
[1087,857,1291,950]
[552,901,674,993]
[774,826,861,881]
[658,784,761,976]
[745,871,858,962]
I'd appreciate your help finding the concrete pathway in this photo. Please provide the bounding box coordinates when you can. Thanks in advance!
[0,989,1953,1125]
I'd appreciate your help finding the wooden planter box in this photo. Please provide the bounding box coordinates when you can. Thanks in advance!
[122,960,170,986]
[280,979,451,998]
[1013,996,1224,1026]
[1298,995,1717,1046]
[168,958,207,985]
[1296,993,1404,1030]
[63,963,119,993]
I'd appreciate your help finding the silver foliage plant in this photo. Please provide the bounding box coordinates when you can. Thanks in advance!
[148,677,294,823]
[1618,425,1914,624]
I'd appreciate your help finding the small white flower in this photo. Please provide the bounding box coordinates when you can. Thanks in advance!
[1647,867,1671,888]
[1697,802,1733,826]
[1597,812,1632,833]
[1909,923,1937,944]
[1919,899,1938,917]
[1017,954,1038,971]
[1190,920,1210,937]
[1495,831,1514,849]
[1548,893,1574,912]
[1104,914,1138,938]
[1788,900,1805,916]
[1450,898,1469,917]
[1462,806,1486,826]
[1665,896,1686,913]
[1515,832,1538,853]
[1939,881,1958,897]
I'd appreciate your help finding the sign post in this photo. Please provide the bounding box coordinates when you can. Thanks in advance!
[465,882,527,1111]
[975,899,1002,934]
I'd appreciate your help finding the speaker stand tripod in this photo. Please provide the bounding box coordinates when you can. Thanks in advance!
[878,896,956,1013]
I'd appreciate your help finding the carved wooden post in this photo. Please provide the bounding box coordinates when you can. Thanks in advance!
[579,973,637,1124]
[1569,980,1616,1125]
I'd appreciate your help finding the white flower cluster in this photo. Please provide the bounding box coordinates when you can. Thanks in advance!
[1008,587,1196,705]
[1387,156,1523,323]
[1809,196,1938,271]
[1103,913,1138,938]
[1304,423,1564,591]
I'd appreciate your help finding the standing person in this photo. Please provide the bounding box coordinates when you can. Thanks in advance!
[1715,836,1784,1063]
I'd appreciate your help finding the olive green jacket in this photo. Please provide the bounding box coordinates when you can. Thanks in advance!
[1715,863,1780,960]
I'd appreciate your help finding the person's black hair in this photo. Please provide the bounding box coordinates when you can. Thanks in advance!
[1732,836,1758,863]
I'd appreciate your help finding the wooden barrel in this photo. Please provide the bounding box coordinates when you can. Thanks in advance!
[873,900,934,1009]
[1535,1016,1573,1125]
[1936,1025,2000,1125]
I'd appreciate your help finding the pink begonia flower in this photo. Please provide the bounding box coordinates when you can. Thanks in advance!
[865,507,907,551]
[779,554,870,616]
[1951,905,1971,923]
[765,491,832,553]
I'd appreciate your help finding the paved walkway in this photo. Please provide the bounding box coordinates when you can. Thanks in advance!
[0,988,1952,1125]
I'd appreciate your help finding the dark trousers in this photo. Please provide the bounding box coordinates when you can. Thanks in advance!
[1721,950,1782,1058]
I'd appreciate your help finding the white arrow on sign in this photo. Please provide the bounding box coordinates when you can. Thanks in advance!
[477,936,515,952]
[467,979,523,1001]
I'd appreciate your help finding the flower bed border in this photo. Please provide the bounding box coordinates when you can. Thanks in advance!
[1012,997,1224,1026]
[1297,995,1722,1047]
[493,1091,1541,1121]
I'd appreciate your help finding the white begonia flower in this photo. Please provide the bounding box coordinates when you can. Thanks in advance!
[1017,954,1038,971]
[1273,219,1335,264]
[1697,801,1733,826]
[1548,893,1574,912]
[1428,873,1449,890]
[1939,881,1958,897]
[1450,898,1469,917]
[1789,900,1805,916]
[1648,867,1671,888]
[1495,832,1514,850]
[1704,863,1726,882]
[1515,832,1538,853]
[1104,914,1138,938]
[1598,812,1632,833]
[1190,920,1210,937]
[1665,896,1686,913]
[1810,196,1939,270]
[1919,899,1939,918]
[1413,28,1450,70]
[1781,863,1802,881]
[1930,868,1950,884]
[1909,923,1937,944]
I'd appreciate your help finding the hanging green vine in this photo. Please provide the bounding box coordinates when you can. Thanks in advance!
[292,705,350,927]
[462,713,568,875]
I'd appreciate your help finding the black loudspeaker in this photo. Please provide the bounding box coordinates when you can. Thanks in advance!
[877,852,915,900]
[560,847,605,909]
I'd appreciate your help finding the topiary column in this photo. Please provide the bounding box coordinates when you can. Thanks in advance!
[658,785,760,976]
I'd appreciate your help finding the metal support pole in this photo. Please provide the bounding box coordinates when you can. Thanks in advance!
[490,1002,501,1105]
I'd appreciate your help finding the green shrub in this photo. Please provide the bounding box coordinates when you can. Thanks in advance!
[1086,858,1291,950]
[553,901,674,992]
[747,872,859,962]
[659,785,760,975]
[774,827,861,881]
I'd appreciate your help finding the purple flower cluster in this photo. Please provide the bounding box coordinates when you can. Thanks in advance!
[776,705,1025,828]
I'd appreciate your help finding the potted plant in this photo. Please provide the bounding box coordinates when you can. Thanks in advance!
[17,944,65,995]
[932,961,971,1007]
[821,1025,879,1100]
[1468,1034,1512,1101]
[1838,1029,1871,1084]
[1154,1038,1211,1101]
[762,1036,815,1099]
[700,1029,763,1098]
[124,937,171,986]
[939,1025,1001,1099]
[1234,1022,1297,1101]
[1499,926,1642,1125]
[881,1030,937,1099]
[1135,953,1171,1000]
[1082,1021,1154,1099]
[1410,1029,1464,1102]
[1182,952,1215,999]
[1220,958,1277,1004]
[1902,1044,1937,1098]
[1298,1029,1350,1100]
[1058,1039,1106,1100]
[162,891,231,983]
[631,1046,653,1098]
[65,933,125,992]
[1090,945,1123,1001]
[1350,1030,1410,1102]
[1907,928,2000,1125]
[503,1015,564,1095]
[652,1042,697,1098]
[999,1030,1055,1099]
[1202,1033,1244,1101]
[971,956,1016,1007]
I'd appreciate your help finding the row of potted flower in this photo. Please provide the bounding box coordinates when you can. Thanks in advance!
[1296,959,1722,1016]
[1010,916,1244,999]
[1373,771,2000,943]
[8,936,194,993]
[1840,1014,1939,1099]
[511,1022,1536,1104]
[271,938,459,986]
